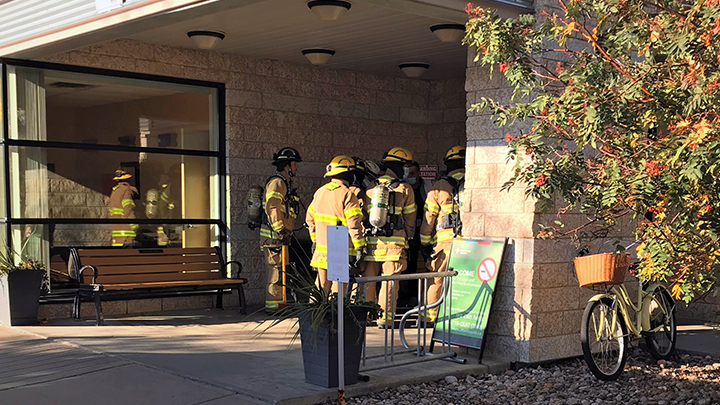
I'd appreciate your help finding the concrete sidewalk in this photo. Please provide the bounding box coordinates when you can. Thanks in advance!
[1,309,508,405]
[676,323,720,357]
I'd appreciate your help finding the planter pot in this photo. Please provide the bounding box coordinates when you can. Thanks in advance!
[0,269,45,326]
[299,307,368,388]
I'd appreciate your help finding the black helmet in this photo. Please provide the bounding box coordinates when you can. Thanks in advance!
[272,147,302,167]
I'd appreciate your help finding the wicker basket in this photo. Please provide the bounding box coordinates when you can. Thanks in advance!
[573,253,629,288]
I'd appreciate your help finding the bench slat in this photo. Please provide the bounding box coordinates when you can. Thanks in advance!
[100,279,245,290]
[84,262,222,276]
[82,254,219,267]
[76,247,217,257]
[86,270,222,284]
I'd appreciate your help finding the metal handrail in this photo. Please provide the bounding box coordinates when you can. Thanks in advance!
[347,270,463,372]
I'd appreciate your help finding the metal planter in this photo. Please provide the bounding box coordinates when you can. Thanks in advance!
[0,269,45,326]
[299,307,368,388]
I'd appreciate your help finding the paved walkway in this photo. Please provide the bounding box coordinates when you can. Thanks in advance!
[676,323,720,357]
[1,309,508,405]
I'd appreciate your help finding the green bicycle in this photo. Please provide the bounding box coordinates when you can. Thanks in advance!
[580,260,677,381]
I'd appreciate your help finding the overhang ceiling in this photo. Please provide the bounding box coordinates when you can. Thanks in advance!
[127,0,470,80]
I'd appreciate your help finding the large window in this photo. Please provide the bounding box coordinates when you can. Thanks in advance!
[1,61,225,289]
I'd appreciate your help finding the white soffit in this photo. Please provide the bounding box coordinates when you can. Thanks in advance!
[126,0,473,79]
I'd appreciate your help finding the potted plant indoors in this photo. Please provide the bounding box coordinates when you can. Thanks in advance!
[264,267,382,388]
[0,244,46,326]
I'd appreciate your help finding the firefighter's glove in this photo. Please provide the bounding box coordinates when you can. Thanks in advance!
[420,244,434,261]
[353,247,367,268]
[280,229,292,245]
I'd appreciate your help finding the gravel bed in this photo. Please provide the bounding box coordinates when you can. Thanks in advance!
[326,348,720,405]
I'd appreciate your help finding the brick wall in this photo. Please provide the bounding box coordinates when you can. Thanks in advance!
[42,39,466,307]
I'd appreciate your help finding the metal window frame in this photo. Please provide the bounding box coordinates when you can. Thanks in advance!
[0,58,227,254]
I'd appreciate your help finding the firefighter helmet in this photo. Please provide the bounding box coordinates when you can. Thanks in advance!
[352,156,366,173]
[364,160,381,178]
[382,147,413,163]
[325,155,356,178]
[443,146,466,163]
[113,168,132,180]
[272,147,302,165]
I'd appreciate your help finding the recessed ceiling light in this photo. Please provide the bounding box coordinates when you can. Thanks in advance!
[302,49,336,65]
[399,62,430,78]
[187,30,225,50]
[430,24,466,43]
[307,0,352,21]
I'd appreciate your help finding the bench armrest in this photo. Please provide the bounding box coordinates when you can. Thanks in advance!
[226,260,243,278]
[78,265,99,285]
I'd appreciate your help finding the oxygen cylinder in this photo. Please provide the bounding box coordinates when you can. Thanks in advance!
[247,185,264,226]
[145,188,160,219]
[369,184,390,229]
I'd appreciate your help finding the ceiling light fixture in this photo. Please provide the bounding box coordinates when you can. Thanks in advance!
[430,24,466,43]
[187,30,225,50]
[399,62,429,78]
[307,0,352,21]
[302,48,336,65]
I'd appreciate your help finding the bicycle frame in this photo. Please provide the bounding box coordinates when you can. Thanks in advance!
[587,280,669,339]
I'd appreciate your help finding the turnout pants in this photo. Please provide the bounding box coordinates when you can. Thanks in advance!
[362,253,407,325]
[263,245,284,310]
[425,241,451,321]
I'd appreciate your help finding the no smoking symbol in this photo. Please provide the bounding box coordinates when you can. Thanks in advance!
[477,258,497,283]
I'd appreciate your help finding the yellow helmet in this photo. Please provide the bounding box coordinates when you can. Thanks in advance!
[113,168,132,181]
[443,146,466,163]
[382,147,413,163]
[325,155,356,178]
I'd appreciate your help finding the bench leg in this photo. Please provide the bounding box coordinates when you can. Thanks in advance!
[216,289,224,310]
[94,292,104,326]
[237,286,246,315]
[73,292,81,319]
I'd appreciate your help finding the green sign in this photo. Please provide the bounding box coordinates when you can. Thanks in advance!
[432,238,507,360]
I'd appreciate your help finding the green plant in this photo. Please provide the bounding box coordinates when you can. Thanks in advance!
[262,266,382,343]
[0,238,45,277]
[464,0,720,302]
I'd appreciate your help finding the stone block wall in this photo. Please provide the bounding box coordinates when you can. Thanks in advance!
[41,39,466,308]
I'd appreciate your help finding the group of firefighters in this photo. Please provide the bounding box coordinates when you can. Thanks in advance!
[255,146,466,328]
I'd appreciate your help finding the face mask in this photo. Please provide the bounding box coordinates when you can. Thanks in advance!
[403,167,410,179]
[406,177,417,185]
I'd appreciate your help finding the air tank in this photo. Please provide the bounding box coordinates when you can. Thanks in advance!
[246,185,265,225]
[369,184,390,229]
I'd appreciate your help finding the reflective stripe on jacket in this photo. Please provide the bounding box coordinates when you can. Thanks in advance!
[109,182,138,246]
[420,169,464,245]
[306,179,366,269]
[364,171,416,262]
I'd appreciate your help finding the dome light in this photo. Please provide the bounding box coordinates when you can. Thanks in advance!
[187,30,225,50]
[302,48,336,65]
[307,0,352,21]
[430,24,466,43]
[399,62,429,78]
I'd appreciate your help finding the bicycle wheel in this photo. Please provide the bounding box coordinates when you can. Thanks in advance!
[581,297,628,380]
[644,286,676,360]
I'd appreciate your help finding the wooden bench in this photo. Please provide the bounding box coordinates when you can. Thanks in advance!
[70,247,246,325]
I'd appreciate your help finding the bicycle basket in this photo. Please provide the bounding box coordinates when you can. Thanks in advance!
[573,253,629,288]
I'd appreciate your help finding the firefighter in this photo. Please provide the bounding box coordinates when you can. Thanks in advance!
[109,168,138,247]
[420,146,466,323]
[348,157,380,209]
[306,156,366,293]
[363,147,416,328]
[260,147,302,313]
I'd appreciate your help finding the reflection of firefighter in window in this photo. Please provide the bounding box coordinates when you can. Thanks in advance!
[145,164,180,246]
[109,169,138,247]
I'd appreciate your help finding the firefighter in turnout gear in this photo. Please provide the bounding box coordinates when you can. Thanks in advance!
[260,147,302,313]
[306,156,366,293]
[363,147,416,328]
[109,169,138,247]
[420,146,466,323]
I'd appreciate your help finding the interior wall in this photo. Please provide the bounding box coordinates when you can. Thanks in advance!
[41,39,467,306]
